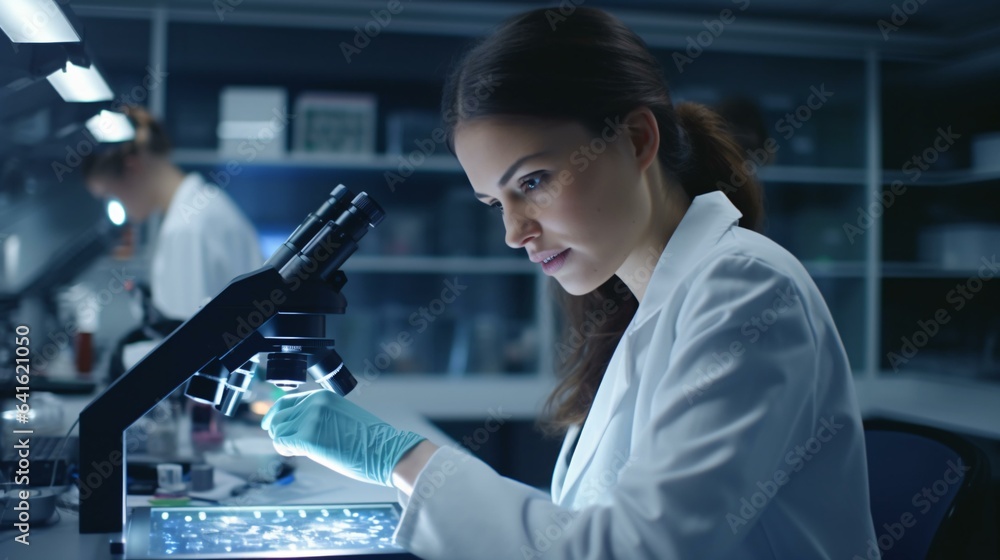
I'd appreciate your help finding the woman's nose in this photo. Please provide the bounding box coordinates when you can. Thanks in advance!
[503,203,541,249]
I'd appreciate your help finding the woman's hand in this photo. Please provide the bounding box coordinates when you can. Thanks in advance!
[261,390,426,487]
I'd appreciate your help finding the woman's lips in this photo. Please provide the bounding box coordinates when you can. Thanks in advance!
[541,248,570,274]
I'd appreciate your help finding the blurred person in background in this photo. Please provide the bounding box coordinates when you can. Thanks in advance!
[83,105,262,321]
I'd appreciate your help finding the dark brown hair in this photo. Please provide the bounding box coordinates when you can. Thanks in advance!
[440,7,764,435]
[82,105,172,179]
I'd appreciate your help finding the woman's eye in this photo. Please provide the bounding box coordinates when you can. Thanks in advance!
[487,173,548,215]
[520,173,547,192]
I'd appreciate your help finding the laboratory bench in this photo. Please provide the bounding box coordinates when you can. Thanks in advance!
[3,372,1000,559]
[0,389,457,560]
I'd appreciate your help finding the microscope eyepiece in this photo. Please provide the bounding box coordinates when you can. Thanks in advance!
[263,185,356,270]
[351,192,385,227]
[279,190,385,287]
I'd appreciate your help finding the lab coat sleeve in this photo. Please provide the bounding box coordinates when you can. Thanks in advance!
[393,254,820,560]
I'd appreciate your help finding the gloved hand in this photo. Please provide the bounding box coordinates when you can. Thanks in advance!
[261,390,426,487]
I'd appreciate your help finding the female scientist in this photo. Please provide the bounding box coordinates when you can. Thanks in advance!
[83,105,262,320]
[262,7,878,558]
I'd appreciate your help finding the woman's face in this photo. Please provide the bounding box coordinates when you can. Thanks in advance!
[455,115,658,296]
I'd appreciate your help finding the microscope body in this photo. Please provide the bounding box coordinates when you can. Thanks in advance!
[78,186,383,535]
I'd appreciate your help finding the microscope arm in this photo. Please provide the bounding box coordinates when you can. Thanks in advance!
[78,265,289,534]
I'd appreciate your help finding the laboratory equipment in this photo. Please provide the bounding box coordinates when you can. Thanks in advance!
[77,186,399,553]
[125,503,412,559]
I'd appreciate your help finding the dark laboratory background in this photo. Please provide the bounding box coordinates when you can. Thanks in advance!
[0,0,999,541]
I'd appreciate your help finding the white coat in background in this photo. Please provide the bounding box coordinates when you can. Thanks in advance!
[393,190,877,559]
[150,172,262,320]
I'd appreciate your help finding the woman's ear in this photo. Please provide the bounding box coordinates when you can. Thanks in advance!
[623,107,660,173]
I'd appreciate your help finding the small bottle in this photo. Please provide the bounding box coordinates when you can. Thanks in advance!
[75,331,93,375]
[72,288,100,377]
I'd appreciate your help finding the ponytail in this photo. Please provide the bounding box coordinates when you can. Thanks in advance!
[673,102,764,232]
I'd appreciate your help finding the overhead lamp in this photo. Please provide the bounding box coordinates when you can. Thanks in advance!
[0,0,81,43]
[86,110,135,143]
[46,60,113,102]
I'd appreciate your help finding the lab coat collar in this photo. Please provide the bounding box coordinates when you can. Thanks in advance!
[627,190,743,334]
[551,423,580,501]
[556,191,742,505]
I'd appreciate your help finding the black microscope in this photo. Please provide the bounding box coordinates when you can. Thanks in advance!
[78,185,384,538]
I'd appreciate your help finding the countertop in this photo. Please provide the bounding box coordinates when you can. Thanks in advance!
[0,386,457,560]
[2,372,999,560]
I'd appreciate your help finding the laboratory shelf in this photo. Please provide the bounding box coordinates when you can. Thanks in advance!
[801,260,867,278]
[881,262,995,279]
[63,2,1000,415]
[175,148,867,186]
[173,149,463,173]
[341,256,535,275]
[757,166,866,185]
[881,168,1000,187]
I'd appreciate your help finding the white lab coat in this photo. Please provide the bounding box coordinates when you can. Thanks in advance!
[150,173,262,320]
[393,190,877,559]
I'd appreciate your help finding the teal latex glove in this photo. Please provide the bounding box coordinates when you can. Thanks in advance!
[261,390,426,487]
